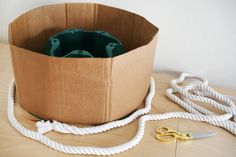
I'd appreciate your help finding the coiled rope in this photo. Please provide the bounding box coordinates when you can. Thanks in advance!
[7,73,236,155]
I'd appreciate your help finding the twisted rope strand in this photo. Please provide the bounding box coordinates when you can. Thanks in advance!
[7,73,236,155]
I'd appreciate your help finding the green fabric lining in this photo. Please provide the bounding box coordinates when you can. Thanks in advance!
[43,29,124,58]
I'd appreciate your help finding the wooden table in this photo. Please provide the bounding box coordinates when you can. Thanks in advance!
[0,43,236,157]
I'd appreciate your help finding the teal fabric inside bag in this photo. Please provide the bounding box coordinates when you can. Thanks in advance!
[43,29,124,58]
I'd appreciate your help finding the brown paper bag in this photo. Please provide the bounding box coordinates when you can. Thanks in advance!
[8,3,159,124]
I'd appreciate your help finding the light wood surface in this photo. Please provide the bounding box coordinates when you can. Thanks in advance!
[0,43,236,157]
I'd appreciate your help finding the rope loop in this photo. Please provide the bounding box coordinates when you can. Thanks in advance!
[7,73,236,155]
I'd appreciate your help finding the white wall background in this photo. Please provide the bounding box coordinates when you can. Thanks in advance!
[0,0,236,89]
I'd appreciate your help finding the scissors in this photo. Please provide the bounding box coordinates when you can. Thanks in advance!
[155,127,216,142]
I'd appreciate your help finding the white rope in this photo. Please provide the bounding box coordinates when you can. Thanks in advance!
[7,73,236,155]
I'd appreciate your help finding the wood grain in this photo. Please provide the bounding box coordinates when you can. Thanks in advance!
[0,43,235,156]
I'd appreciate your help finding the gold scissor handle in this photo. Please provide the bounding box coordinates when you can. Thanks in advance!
[156,132,182,142]
[155,127,181,135]
[155,127,191,142]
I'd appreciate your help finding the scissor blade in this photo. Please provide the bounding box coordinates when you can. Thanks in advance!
[190,132,217,139]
